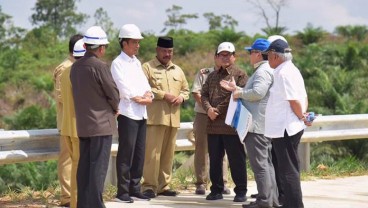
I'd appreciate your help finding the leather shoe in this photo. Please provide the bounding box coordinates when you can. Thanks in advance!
[142,189,156,198]
[130,192,151,201]
[59,202,70,207]
[206,192,223,200]
[242,202,274,208]
[114,194,134,203]
[222,187,231,195]
[250,193,258,198]
[195,184,206,195]
[158,189,178,196]
[233,194,247,202]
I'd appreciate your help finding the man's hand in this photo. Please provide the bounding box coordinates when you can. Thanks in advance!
[131,96,152,105]
[220,76,236,92]
[207,107,219,121]
[164,93,183,105]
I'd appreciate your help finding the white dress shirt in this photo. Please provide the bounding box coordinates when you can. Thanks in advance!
[265,60,307,138]
[111,51,151,120]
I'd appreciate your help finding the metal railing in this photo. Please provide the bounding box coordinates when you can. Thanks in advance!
[1,114,367,185]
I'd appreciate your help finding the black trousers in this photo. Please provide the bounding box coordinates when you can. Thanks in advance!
[116,115,146,197]
[272,130,304,208]
[207,134,247,196]
[272,140,285,203]
[77,135,112,208]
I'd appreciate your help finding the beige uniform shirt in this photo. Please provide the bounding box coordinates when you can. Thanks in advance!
[191,67,214,114]
[142,57,190,128]
[53,57,73,130]
[60,67,78,138]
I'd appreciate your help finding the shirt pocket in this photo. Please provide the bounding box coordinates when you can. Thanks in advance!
[152,72,164,89]
[172,75,183,91]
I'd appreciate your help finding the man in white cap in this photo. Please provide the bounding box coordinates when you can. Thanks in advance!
[70,26,119,208]
[111,24,153,203]
[53,33,83,207]
[201,42,248,202]
[59,38,86,208]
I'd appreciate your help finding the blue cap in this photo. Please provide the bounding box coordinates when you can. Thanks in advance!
[244,38,270,52]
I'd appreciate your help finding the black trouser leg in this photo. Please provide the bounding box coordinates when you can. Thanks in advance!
[207,134,225,194]
[272,130,304,208]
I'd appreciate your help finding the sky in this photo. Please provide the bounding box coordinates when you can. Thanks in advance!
[1,0,368,36]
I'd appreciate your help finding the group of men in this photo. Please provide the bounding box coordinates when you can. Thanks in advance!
[54,23,311,208]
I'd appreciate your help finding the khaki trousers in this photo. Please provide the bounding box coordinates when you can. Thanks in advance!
[58,135,71,205]
[142,125,178,194]
[65,136,79,208]
[193,113,229,187]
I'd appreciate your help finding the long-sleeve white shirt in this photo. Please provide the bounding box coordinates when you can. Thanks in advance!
[111,51,151,120]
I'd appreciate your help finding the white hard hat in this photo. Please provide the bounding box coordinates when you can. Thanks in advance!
[119,24,144,39]
[83,26,109,45]
[267,35,288,43]
[217,42,235,54]
[73,39,86,57]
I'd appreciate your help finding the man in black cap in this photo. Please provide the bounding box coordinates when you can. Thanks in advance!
[264,39,311,208]
[141,37,190,198]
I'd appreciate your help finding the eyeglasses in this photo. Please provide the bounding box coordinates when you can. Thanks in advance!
[249,50,260,55]
[217,52,233,58]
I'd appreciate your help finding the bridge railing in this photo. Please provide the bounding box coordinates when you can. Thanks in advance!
[1,114,368,185]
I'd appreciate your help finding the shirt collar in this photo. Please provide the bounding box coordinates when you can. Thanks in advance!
[253,60,268,69]
[152,57,175,70]
[120,51,136,63]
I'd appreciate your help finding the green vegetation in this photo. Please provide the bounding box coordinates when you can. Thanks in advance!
[0,1,367,204]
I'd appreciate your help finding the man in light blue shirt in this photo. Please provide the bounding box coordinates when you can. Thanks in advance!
[221,38,280,208]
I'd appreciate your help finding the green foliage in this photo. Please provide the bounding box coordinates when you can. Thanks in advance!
[296,23,326,45]
[162,5,198,32]
[30,0,88,38]
[335,25,368,41]
[4,100,56,130]
[0,160,58,194]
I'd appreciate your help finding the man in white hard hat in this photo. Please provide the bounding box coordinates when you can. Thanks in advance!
[141,37,190,198]
[111,24,153,203]
[53,33,83,207]
[201,42,248,202]
[70,26,119,208]
[59,39,86,208]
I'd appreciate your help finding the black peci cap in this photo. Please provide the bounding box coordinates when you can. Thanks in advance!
[157,36,174,48]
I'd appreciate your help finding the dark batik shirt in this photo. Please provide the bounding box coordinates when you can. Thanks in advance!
[201,65,248,135]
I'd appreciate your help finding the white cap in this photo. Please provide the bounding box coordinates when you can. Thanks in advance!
[73,39,86,57]
[83,26,109,45]
[118,24,144,39]
[267,35,288,43]
[217,42,235,54]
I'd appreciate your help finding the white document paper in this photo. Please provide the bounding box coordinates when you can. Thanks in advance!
[225,93,252,143]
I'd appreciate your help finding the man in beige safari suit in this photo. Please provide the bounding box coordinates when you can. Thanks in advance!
[142,37,189,198]
[53,34,83,207]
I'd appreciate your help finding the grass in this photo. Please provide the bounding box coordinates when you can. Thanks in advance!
[1,155,367,207]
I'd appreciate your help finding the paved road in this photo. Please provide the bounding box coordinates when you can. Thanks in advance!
[105,175,368,208]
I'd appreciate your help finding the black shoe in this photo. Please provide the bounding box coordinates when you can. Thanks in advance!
[114,194,134,203]
[142,189,156,198]
[233,194,247,202]
[59,202,70,207]
[195,184,206,195]
[130,192,151,201]
[158,189,178,196]
[242,202,260,208]
[206,192,223,200]
[250,193,258,198]
[222,187,231,195]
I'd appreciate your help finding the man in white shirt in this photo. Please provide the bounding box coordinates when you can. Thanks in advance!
[264,39,310,208]
[111,24,153,203]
